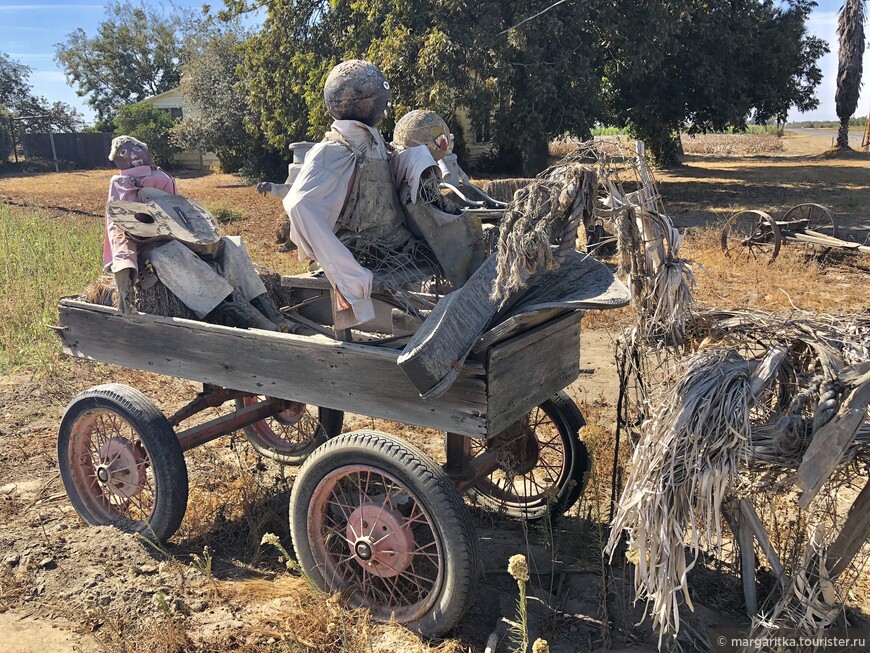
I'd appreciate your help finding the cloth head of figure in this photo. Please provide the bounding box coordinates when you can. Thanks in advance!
[108,135,152,170]
[323,60,391,127]
[393,109,451,161]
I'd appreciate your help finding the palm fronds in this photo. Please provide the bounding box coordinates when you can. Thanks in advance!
[835,0,866,148]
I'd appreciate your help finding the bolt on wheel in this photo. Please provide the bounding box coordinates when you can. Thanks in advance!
[290,430,478,636]
[58,384,188,543]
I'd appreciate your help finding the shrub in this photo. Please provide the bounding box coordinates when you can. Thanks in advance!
[114,104,179,168]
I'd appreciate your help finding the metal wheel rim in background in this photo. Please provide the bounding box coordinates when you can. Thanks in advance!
[721,210,782,262]
[782,203,839,238]
[242,396,323,455]
[469,405,569,510]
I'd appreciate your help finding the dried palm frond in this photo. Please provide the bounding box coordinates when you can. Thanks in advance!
[611,306,870,648]
[491,162,596,302]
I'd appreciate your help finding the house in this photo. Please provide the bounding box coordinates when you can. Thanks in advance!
[453,107,492,165]
[137,87,219,169]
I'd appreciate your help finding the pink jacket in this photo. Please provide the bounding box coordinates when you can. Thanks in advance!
[103,165,177,274]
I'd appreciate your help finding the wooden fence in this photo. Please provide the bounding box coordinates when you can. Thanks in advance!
[22,132,114,169]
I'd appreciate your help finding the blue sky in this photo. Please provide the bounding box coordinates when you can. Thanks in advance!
[1,0,868,124]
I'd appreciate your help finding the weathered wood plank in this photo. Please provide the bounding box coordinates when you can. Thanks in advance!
[58,300,488,437]
[797,370,870,508]
[472,308,566,354]
[486,312,582,434]
[828,478,870,578]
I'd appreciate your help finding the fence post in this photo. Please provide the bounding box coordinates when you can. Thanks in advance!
[8,116,18,163]
[48,131,60,173]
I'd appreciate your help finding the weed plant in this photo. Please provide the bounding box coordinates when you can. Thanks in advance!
[0,203,102,372]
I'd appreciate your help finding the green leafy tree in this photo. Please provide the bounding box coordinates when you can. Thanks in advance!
[114,103,179,167]
[0,52,84,134]
[231,0,601,175]
[171,25,280,176]
[835,0,866,149]
[54,1,198,121]
[600,0,825,166]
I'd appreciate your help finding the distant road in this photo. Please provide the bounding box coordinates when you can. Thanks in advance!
[787,127,866,149]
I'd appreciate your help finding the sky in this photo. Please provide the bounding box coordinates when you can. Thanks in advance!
[1,0,869,125]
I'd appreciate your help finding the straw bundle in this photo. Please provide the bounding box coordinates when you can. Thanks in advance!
[491,162,596,302]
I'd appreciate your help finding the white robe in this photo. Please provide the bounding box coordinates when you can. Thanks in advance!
[282,120,437,327]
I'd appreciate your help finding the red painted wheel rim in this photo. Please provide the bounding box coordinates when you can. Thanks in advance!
[307,465,443,623]
[242,396,321,454]
[469,405,568,509]
[68,409,157,527]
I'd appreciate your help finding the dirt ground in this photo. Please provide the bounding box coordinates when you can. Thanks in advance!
[1,131,869,652]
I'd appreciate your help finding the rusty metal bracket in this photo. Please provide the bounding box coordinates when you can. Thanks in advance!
[176,396,289,452]
[167,384,251,427]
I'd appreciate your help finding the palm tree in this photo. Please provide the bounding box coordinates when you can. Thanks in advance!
[835,0,866,149]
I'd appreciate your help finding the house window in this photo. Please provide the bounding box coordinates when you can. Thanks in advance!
[474,115,491,144]
[160,107,183,120]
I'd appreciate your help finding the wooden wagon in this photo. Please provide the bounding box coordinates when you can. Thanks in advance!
[54,262,623,635]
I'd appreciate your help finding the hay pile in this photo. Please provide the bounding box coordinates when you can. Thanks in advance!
[81,263,294,321]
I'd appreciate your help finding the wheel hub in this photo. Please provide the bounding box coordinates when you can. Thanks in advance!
[489,422,540,475]
[345,503,415,578]
[97,437,147,498]
[272,401,305,426]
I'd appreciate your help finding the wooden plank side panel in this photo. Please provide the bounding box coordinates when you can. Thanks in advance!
[58,302,488,437]
[485,312,582,434]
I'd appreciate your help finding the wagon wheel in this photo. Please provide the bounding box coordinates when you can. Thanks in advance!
[58,384,188,543]
[721,210,782,262]
[289,430,478,637]
[782,203,839,239]
[235,397,343,465]
[467,392,590,520]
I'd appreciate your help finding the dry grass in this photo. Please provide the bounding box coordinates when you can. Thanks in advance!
[684,226,870,313]
[680,133,783,156]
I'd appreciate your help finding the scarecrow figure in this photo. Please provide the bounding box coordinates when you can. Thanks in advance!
[281,61,485,327]
[104,135,291,331]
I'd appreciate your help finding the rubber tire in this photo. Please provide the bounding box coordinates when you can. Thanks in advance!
[58,384,188,543]
[235,398,343,464]
[468,391,590,520]
[289,430,479,637]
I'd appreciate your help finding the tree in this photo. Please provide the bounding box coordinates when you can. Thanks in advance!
[0,52,85,135]
[171,25,280,176]
[231,0,602,176]
[54,1,198,121]
[114,103,179,167]
[835,0,866,149]
[600,0,827,167]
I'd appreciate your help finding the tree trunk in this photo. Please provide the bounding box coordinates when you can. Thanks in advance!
[520,136,549,177]
[644,130,683,168]
[836,116,852,149]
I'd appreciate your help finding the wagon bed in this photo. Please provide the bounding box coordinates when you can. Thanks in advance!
[57,298,582,438]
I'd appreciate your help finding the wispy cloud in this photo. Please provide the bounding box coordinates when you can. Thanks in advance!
[0,4,102,10]
[30,71,67,83]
